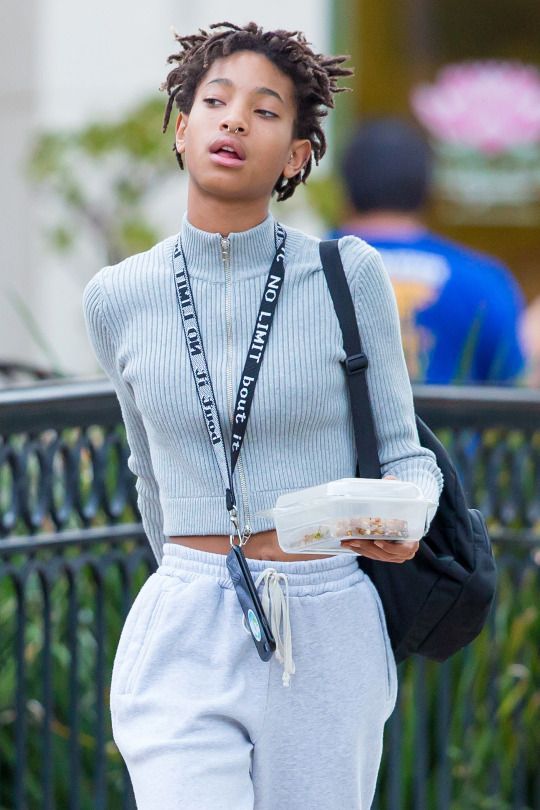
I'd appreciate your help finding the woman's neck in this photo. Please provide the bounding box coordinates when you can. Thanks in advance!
[186,186,270,236]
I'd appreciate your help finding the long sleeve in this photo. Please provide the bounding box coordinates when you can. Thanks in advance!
[82,271,166,564]
[340,237,444,521]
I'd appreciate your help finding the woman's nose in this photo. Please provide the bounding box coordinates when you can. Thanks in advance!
[220,119,247,135]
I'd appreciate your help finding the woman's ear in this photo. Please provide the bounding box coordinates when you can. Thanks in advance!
[283,139,312,178]
[175,112,189,154]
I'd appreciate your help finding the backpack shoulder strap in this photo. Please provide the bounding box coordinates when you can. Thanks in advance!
[318,239,381,479]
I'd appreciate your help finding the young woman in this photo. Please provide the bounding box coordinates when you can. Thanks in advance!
[83,21,443,810]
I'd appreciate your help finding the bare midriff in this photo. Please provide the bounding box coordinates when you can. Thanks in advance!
[167,528,335,562]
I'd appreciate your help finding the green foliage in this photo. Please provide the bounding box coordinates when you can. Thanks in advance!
[6,96,178,375]
[25,97,176,266]
[374,546,540,808]
[0,542,150,809]
[304,172,347,229]
[3,288,66,376]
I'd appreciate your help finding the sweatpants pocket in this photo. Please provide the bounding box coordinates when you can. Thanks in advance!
[366,577,397,707]
[110,573,171,699]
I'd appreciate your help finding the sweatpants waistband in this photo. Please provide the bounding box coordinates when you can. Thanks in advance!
[158,542,365,597]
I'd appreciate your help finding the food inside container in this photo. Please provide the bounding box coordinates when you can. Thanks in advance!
[257,478,436,555]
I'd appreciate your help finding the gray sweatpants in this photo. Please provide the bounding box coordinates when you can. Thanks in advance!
[110,542,398,810]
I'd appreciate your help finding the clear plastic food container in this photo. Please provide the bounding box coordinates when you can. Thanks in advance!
[258,478,436,555]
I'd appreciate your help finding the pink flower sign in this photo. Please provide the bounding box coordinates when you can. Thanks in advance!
[411,61,540,155]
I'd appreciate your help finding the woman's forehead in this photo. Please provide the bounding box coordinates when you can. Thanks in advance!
[199,51,295,102]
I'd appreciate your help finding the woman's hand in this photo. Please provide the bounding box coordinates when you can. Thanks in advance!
[340,474,420,563]
[340,537,420,562]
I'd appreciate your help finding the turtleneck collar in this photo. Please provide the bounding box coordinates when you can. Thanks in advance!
[178,210,280,282]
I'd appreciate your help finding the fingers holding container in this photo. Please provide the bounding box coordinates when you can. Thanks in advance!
[341,538,420,562]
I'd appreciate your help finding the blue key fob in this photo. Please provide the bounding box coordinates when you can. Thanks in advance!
[226,544,276,662]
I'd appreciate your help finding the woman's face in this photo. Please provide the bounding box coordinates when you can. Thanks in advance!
[175,50,311,204]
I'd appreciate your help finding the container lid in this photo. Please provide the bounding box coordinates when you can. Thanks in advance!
[273,477,426,510]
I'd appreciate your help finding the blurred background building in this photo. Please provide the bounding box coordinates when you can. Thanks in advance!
[2,0,540,384]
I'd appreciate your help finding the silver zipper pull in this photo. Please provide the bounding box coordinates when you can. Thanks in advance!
[220,236,230,263]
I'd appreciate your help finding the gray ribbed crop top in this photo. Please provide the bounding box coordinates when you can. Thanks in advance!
[82,210,443,564]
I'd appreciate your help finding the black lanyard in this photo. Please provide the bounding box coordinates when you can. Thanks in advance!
[171,222,286,661]
[172,222,286,534]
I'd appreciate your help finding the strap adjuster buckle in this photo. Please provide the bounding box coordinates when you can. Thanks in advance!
[344,353,369,375]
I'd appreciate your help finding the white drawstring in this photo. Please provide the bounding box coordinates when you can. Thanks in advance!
[242,567,295,687]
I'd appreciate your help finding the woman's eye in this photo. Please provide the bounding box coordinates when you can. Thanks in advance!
[202,98,276,117]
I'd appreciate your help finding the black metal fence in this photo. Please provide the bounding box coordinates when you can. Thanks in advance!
[0,378,539,810]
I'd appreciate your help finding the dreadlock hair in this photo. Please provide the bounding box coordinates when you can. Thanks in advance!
[159,21,354,201]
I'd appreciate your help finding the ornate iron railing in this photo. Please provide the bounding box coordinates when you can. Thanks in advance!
[0,378,539,809]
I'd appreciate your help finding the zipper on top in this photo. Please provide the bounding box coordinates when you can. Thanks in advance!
[220,236,252,539]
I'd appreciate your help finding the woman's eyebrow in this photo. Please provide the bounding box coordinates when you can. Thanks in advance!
[206,78,284,104]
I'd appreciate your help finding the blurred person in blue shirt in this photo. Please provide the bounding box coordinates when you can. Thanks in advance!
[329,117,527,385]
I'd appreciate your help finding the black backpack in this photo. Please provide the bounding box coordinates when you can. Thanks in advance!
[319,240,498,664]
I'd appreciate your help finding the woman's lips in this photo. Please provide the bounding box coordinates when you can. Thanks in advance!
[209,149,246,168]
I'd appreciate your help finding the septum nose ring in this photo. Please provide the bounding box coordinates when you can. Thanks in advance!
[226,125,241,134]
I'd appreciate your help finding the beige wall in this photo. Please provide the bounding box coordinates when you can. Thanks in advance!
[1,1,40,365]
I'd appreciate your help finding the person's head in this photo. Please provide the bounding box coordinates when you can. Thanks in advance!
[341,117,433,214]
[159,21,353,205]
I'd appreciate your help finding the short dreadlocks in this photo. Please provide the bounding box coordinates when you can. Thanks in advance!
[159,21,354,201]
